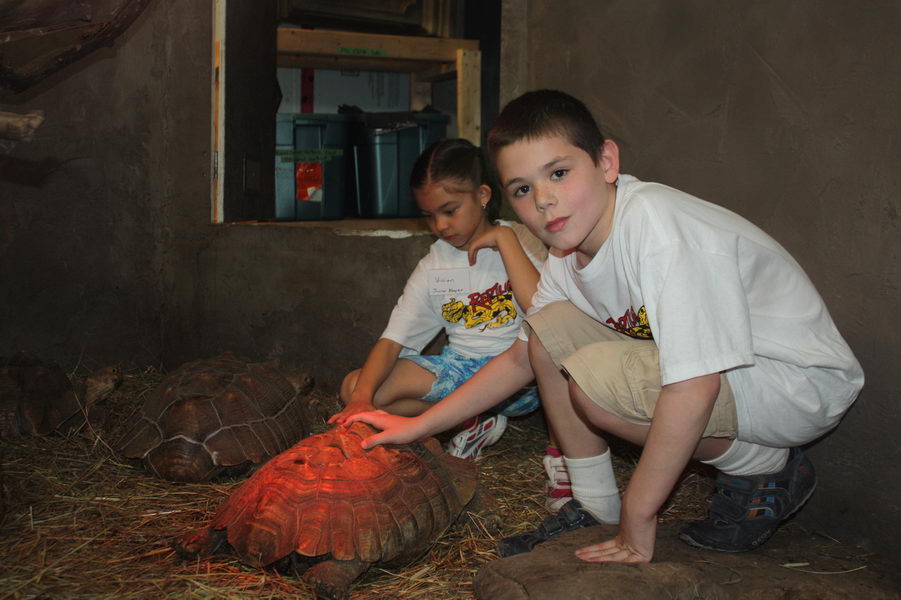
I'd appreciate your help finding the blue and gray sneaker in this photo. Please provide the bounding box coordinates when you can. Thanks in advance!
[680,447,816,552]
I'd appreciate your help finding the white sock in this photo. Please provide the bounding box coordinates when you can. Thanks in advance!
[564,449,621,523]
[702,439,789,476]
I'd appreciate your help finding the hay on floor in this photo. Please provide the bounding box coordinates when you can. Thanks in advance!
[0,368,713,599]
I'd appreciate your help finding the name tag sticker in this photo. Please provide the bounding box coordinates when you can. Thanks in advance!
[429,268,470,296]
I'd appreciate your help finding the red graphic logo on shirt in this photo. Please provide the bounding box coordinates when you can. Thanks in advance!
[606,305,653,339]
[441,281,517,330]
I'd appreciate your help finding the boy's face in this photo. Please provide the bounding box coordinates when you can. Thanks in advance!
[496,135,620,260]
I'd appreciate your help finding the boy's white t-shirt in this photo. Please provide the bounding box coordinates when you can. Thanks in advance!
[382,220,547,359]
[527,174,864,447]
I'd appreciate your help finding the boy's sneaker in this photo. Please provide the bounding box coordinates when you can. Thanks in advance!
[542,447,573,512]
[679,447,816,553]
[498,499,602,558]
[447,413,507,460]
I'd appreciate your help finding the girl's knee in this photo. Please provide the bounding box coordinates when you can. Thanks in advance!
[371,393,393,409]
[339,369,361,401]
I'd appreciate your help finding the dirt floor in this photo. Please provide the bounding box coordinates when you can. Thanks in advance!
[0,368,898,599]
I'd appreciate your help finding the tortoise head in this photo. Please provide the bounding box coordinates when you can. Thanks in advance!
[284,372,314,395]
[84,365,123,406]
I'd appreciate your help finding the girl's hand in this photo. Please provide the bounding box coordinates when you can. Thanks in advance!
[327,400,375,425]
[345,410,430,449]
[573,512,656,563]
[467,225,512,266]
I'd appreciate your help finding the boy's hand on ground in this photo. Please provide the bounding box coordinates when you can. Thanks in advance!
[345,410,429,449]
[327,400,374,425]
[573,513,656,564]
[467,225,509,265]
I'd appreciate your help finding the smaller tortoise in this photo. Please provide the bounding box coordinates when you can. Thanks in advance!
[174,421,496,600]
[0,351,121,438]
[117,352,317,482]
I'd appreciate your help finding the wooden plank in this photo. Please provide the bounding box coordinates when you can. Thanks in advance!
[277,54,431,73]
[413,63,455,83]
[277,28,478,63]
[456,48,481,144]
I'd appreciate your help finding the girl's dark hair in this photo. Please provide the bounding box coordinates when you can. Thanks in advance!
[410,138,502,222]
[488,89,606,166]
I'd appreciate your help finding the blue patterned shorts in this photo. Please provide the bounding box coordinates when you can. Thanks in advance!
[403,346,540,417]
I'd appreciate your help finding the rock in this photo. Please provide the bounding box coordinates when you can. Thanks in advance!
[474,523,900,599]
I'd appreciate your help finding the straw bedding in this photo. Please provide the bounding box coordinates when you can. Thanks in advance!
[0,368,713,599]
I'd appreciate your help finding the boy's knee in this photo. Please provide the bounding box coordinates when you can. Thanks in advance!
[527,330,551,361]
[568,376,621,428]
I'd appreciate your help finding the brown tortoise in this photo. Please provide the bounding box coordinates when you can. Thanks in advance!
[117,352,317,482]
[174,421,497,600]
[0,351,121,438]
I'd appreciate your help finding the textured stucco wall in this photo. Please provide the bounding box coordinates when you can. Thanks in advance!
[0,2,172,369]
[502,0,900,557]
[0,0,436,396]
[160,224,433,392]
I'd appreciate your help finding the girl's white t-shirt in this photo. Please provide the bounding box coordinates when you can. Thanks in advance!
[382,220,547,359]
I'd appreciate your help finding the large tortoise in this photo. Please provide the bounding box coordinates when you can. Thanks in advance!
[117,352,317,482]
[174,421,496,600]
[0,351,121,438]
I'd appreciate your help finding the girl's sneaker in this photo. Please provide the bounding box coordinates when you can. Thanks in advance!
[447,413,507,460]
[542,446,573,512]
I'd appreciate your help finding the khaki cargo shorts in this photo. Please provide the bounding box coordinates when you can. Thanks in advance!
[526,301,737,438]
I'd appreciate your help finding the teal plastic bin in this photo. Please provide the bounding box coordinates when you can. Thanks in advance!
[352,112,449,218]
[275,114,352,221]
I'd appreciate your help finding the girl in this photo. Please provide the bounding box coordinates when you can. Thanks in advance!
[329,139,570,509]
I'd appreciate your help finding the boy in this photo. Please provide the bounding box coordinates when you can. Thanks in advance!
[348,90,863,563]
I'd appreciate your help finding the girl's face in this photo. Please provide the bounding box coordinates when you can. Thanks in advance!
[415,180,491,251]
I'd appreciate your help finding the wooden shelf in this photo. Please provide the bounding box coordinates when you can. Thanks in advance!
[276,28,481,143]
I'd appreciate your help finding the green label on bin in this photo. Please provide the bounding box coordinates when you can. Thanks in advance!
[337,46,389,57]
[277,149,344,162]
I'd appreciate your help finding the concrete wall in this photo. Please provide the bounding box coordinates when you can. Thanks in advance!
[501,0,900,557]
[0,3,172,369]
[159,223,432,392]
[0,0,434,392]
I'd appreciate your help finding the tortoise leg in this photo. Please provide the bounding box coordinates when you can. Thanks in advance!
[302,558,369,600]
[463,485,503,535]
[171,527,227,560]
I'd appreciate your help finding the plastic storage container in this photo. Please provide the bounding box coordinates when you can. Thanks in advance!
[352,112,449,218]
[275,114,352,220]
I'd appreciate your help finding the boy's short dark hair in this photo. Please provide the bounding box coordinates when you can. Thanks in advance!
[487,89,607,166]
